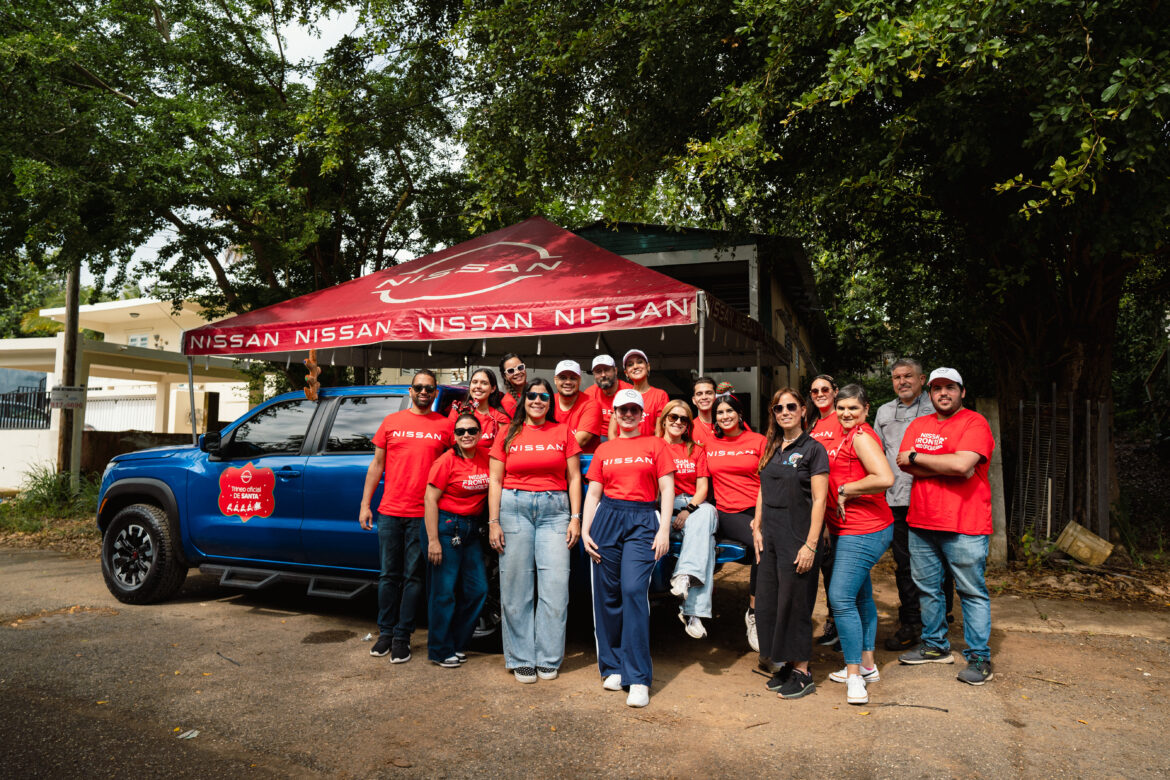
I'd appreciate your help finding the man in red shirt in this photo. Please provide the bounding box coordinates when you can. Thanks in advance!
[584,354,631,436]
[359,369,453,663]
[553,359,604,453]
[895,367,996,686]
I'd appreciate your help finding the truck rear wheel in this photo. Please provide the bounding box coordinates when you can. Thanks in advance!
[101,503,187,604]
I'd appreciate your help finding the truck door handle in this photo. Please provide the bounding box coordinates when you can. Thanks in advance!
[277,468,303,480]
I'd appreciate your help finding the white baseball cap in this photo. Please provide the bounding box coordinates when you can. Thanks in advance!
[928,367,964,387]
[612,388,644,409]
[591,354,616,369]
[554,359,581,377]
[622,348,649,366]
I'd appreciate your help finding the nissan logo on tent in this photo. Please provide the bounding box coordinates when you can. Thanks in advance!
[372,241,563,303]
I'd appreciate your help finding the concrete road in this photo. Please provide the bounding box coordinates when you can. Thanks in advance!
[1,547,1168,778]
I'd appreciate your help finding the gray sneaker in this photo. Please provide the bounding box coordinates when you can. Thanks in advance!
[898,643,954,664]
[957,658,994,685]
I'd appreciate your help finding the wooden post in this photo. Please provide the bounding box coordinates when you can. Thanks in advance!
[56,259,81,492]
[978,398,1008,566]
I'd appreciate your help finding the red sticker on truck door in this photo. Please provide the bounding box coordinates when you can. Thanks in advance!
[218,462,276,521]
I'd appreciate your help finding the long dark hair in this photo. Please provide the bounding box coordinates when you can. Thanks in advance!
[713,396,747,439]
[760,387,805,472]
[502,378,557,451]
[498,353,526,397]
[467,368,507,415]
[808,373,838,425]
[452,412,480,460]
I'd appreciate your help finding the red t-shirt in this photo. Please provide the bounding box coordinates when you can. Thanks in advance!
[373,410,453,516]
[633,386,670,437]
[692,416,752,446]
[705,430,767,513]
[584,381,633,431]
[586,435,674,502]
[809,413,844,458]
[501,392,522,417]
[489,421,582,492]
[448,405,511,453]
[667,441,709,497]
[557,393,604,453]
[828,423,894,535]
[901,408,996,535]
[427,448,491,516]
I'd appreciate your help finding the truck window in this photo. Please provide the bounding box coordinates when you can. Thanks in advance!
[227,398,317,457]
[325,395,408,453]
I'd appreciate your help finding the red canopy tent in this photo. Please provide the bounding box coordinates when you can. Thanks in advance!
[182,217,785,373]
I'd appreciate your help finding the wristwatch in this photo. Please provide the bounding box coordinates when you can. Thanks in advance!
[837,484,847,497]
[909,451,918,464]
[684,503,699,513]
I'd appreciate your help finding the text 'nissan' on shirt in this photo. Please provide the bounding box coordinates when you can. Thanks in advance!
[373,409,454,516]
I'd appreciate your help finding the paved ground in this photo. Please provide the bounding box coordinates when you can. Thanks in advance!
[1,547,1168,778]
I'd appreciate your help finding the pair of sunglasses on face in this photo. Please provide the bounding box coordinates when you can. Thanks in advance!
[615,405,643,416]
[665,413,690,424]
[411,384,436,393]
[504,363,526,376]
[526,391,550,401]
[772,402,800,413]
[454,426,481,436]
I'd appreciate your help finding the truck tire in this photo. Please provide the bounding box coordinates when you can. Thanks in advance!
[101,503,188,604]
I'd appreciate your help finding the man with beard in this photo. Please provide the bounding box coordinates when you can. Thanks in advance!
[554,359,604,453]
[584,354,631,441]
[359,369,453,663]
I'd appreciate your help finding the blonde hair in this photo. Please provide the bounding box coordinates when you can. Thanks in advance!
[656,399,697,456]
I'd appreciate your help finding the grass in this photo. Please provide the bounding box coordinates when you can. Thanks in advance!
[0,465,101,533]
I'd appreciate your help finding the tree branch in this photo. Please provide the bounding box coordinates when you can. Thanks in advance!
[69,63,138,107]
[375,147,415,271]
[162,210,241,311]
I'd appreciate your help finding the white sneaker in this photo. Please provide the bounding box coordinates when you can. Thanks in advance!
[536,666,558,680]
[846,674,868,705]
[679,609,707,639]
[829,665,879,684]
[670,574,690,599]
[603,673,623,691]
[745,610,759,652]
[626,684,650,708]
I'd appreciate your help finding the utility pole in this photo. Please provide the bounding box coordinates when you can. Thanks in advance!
[57,258,81,492]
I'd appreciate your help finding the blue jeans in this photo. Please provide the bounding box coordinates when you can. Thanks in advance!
[423,511,489,662]
[828,525,894,666]
[377,514,423,639]
[670,494,717,618]
[910,529,992,661]
[498,489,571,670]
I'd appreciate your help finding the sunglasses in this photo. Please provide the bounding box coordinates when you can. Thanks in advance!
[504,363,526,376]
[616,405,642,415]
[453,427,480,436]
[772,402,800,413]
[525,391,551,401]
[665,413,691,424]
[412,384,436,393]
[809,387,832,395]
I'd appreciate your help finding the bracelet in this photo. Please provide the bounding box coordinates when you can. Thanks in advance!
[570,514,581,520]
[488,519,500,525]
[684,503,698,513]
[804,542,817,553]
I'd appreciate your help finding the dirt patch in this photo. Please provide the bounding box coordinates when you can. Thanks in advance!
[986,562,1170,606]
[3,604,119,628]
[0,516,100,559]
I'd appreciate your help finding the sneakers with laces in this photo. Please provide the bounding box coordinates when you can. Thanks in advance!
[536,666,558,680]
[389,638,411,663]
[670,574,690,600]
[957,658,994,685]
[370,635,393,657]
[816,619,840,647]
[778,669,816,700]
[626,684,650,708]
[829,665,880,684]
[513,666,538,683]
[883,622,922,651]
[602,673,623,691]
[432,655,461,668]
[745,609,759,652]
[899,643,955,664]
[679,609,707,639]
[846,674,868,705]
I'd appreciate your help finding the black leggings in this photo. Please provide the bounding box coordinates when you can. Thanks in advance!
[717,510,757,597]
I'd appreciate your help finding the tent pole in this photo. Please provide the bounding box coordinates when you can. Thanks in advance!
[697,292,706,376]
[186,357,198,445]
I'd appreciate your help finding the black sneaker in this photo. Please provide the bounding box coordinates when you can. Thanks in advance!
[957,658,994,685]
[816,620,840,647]
[764,665,792,692]
[898,643,955,664]
[370,635,393,657]
[883,622,922,651]
[390,638,411,664]
[455,652,468,664]
[778,669,816,700]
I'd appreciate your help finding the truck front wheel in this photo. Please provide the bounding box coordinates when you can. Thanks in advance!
[101,503,188,604]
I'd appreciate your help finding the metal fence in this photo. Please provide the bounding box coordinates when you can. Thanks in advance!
[1009,392,1111,543]
[0,387,51,430]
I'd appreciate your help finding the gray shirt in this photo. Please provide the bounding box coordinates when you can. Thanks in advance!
[873,391,935,507]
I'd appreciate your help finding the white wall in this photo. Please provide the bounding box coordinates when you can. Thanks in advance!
[0,429,57,493]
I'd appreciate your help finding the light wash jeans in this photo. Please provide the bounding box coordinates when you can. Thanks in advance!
[670,493,717,618]
[828,525,894,666]
[910,529,992,661]
[498,488,570,670]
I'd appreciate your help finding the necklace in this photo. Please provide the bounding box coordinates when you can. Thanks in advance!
[782,433,799,445]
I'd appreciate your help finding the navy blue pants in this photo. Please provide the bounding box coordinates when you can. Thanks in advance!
[590,496,659,687]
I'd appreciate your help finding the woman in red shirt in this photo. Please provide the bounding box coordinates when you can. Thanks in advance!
[705,395,768,652]
[423,412,491,668]
[826,384,895,706]
[488,378,583,684]
[498,353,528,417]
[450,368,510,452]
[806,373,843,649]
[657,400,718,639]
[582,388,674,708]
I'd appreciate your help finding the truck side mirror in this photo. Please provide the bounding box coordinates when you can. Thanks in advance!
[200,431,222,453]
